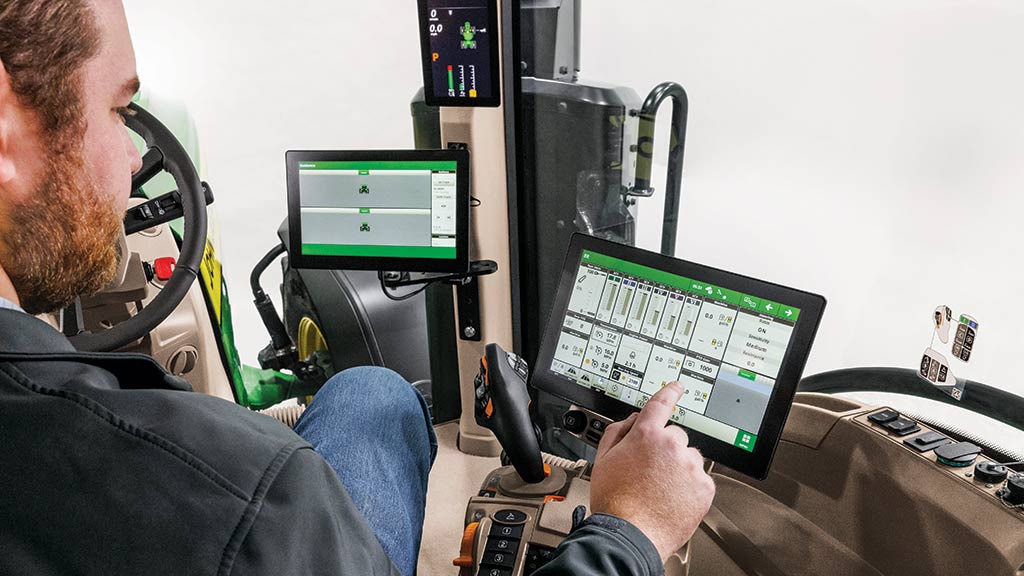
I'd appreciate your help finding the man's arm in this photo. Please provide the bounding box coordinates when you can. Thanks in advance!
[536,382,716,575]
[532,513,664,575]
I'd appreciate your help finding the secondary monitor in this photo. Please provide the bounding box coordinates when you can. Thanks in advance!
[286,149,470,273]
[532,234,826,479]
[417,0,501,107]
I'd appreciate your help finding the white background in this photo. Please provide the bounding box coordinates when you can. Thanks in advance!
[122,1,1024,404]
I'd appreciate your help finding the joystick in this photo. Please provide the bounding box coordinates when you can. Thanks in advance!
[473,344,546,483]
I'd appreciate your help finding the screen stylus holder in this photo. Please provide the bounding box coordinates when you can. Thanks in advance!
[381,260,498,342]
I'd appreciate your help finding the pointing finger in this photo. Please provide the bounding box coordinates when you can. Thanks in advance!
[636,381,683,432]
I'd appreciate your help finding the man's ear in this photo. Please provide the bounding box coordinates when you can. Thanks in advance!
[0,59,18,186]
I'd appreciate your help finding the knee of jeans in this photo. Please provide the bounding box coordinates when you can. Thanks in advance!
[316,366,425,423]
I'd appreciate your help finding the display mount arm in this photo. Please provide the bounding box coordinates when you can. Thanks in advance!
[380,260,498,289]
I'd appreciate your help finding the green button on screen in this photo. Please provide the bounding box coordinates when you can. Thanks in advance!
[734,430,757,452]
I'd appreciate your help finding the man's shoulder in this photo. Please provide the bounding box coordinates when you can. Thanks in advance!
[0,352,307,501]
[2,357,372,575]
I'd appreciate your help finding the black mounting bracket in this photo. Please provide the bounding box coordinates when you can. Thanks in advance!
[456,274,483,342]
[381,260,498,342]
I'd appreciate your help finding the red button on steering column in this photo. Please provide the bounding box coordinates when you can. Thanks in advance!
[154,257,176,281]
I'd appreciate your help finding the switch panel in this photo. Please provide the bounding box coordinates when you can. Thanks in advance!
[856,408,1023,519]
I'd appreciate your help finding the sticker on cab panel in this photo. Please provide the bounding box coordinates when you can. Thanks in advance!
[918,347,964,401]
[952,314,979,364]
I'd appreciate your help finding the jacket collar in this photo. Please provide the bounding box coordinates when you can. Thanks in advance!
[0,309,192,392]
[0,308,76,354]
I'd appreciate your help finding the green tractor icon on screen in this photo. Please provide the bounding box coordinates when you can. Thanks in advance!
[359,185,370,195]
[360,222,371,233]
[460,22,477,49]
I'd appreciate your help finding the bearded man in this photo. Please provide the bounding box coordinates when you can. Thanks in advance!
[0,1,714,574]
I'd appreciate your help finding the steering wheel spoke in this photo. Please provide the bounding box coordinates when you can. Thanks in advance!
[131,147,165,193]
[60,297,86,337]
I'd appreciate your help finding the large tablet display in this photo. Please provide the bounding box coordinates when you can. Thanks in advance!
[286,149,470,273]
[532,234,826,479]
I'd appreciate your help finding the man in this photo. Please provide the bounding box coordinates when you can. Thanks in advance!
[0,1,715,574]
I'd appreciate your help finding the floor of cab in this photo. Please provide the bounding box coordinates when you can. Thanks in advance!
[419,422,501,575]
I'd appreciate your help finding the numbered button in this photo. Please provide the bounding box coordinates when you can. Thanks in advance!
[488,523,524,540]
[486,538,518,554]
[493,509,528,525]
[478,568,512,576]
[481,551,516,568]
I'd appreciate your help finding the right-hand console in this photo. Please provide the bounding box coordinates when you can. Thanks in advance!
[455,235,827,575]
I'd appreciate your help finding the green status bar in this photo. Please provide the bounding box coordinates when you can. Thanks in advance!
[582,250,801,322]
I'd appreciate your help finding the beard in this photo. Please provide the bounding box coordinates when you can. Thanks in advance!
[0,146,123,315]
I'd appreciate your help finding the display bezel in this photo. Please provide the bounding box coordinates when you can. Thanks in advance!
[286,149,470,273]
[417,0,502,108]
[532,234,827,480]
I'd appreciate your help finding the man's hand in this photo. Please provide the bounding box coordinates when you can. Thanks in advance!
[589,382,715,562]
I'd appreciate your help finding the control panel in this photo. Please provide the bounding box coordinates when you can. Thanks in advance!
[856,408,1024,517]
[561,405,614,449]
[454,464,590,576]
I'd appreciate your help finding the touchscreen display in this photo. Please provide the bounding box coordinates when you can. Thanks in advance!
[296,160,459,261]
[419,0,500,106]
[549,249,803,453]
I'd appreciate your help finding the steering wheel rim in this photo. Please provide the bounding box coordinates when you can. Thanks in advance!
[69,102,207,352]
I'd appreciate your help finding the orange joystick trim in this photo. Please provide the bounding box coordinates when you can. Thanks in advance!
[452,521,480,568]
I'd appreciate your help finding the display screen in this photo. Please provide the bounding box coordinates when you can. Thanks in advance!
[296,160,459,261]
[549,250,804,453]
[419,0,500,107]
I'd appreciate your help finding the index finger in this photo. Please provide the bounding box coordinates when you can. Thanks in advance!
[636,381,684,431]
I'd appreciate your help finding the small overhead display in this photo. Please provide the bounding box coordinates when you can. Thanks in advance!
[418,0,501,107]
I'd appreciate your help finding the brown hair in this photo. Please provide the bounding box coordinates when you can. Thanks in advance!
[0,0,100,147]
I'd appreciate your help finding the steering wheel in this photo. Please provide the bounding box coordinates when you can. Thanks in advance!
[69,102,208,352]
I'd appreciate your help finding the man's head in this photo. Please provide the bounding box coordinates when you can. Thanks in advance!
[0,0,142,314]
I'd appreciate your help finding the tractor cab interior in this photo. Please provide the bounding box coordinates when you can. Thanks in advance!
[56,1,1024,575]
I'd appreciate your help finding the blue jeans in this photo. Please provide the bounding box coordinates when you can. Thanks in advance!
[294,367,437,576]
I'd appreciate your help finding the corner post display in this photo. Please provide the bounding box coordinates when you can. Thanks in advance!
[418,0,513,456]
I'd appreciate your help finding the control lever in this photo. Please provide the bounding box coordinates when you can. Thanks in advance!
[473,343,546,483]
[123,182,215,235]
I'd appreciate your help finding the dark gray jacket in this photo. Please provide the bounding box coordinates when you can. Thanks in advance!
[0,309,661,575]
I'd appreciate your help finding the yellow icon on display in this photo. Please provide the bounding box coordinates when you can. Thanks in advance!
[469,89,478,98]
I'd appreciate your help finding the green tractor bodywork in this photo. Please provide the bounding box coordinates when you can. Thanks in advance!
[130,91,299,410]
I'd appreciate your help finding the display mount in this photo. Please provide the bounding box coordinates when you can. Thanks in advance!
[382,260,498,342]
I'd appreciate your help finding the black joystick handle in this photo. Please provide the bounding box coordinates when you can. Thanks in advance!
[473,343,546,484]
